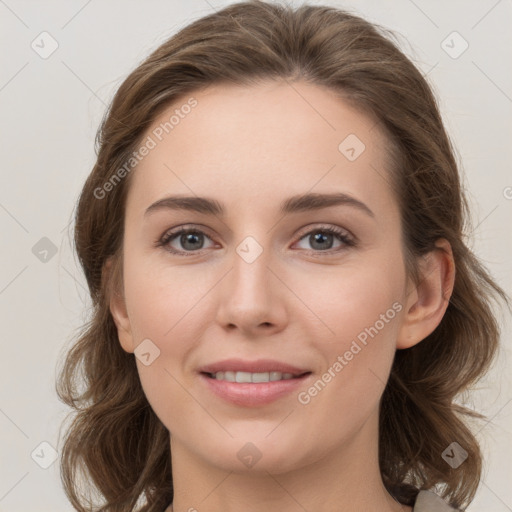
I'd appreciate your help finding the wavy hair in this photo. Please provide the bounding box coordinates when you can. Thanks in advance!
[56,1,510,510]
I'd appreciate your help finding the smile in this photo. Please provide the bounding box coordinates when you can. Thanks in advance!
[207,371,306,382]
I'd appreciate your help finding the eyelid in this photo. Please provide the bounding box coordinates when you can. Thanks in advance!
[294,223,353,241]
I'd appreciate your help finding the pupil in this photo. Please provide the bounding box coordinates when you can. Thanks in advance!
[181,232,203,250]
[311,232,332,250]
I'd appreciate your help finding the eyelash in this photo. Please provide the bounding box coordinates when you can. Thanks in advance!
[155,224,356,257]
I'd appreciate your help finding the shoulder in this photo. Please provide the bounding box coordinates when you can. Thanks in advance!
[413,490,461,511]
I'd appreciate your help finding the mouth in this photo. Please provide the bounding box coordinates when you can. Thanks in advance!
[202,370,311,383]
[197,359,313,407]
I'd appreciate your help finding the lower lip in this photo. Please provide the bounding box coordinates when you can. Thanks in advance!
[199,372,312,407]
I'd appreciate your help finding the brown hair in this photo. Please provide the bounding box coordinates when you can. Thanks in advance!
[56,1,510,510]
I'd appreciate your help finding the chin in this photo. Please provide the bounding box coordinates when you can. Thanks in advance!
[194,433,316,476]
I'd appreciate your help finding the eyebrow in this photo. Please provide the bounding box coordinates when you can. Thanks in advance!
[144,192,375,218]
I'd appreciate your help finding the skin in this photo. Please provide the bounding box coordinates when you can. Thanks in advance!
[110,80,455,512]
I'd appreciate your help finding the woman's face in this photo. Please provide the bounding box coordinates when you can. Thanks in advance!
[112,80,413,474]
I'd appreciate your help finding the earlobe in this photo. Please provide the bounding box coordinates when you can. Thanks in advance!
[105,257,135,354]
[396,239,455,350]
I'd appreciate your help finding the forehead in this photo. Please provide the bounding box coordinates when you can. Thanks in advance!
[126,80,397,220]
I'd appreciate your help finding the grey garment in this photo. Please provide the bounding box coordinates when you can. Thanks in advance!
[413,490,461,511]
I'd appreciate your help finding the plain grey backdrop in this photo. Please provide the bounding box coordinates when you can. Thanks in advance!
[0,0,511,510]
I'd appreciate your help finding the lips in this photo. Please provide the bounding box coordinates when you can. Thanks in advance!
[197,358,313,406]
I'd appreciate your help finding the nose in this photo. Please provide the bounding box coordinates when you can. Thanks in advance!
[214,242,288,338]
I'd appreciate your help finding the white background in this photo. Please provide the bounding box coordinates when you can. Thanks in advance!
[0,0,511,510]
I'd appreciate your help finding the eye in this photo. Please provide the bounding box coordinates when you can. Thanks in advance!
[157,226,216,256]
[293,225,355,253]
[156,224,355,257]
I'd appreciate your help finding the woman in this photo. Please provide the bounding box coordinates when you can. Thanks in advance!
[56,1,509,511]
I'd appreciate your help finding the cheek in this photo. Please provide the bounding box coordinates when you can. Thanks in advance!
[121,255,205,429]
[294,295,402,450]
[296,252,405,347]
[123,251,208,342]
[293,251,404,412]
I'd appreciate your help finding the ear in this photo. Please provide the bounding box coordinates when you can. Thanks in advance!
[105,257,135,354]
[396,238,455,350]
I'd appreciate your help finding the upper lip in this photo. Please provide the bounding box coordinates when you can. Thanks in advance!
[198,358,310,376]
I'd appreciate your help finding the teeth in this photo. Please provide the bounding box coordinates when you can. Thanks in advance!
[210,371,297,382]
